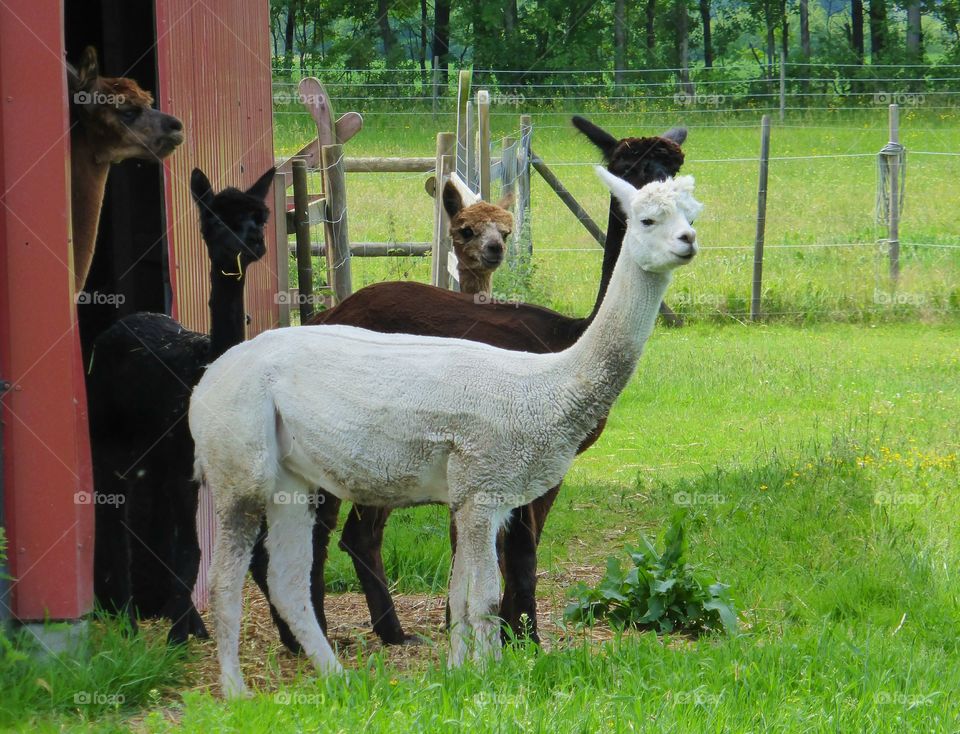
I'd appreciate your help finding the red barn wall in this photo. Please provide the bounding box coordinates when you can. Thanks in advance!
[155,1,278,335]
[0,0,95,620]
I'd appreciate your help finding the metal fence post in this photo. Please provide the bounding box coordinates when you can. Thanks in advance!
[751,115,772,321]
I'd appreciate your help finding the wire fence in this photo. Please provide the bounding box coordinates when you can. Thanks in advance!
[272,59,960,117]
[272,63,960,324]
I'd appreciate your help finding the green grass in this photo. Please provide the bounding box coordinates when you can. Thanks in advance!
[17,323,960,731]
[0,612,185,732]
[276,106,960,322]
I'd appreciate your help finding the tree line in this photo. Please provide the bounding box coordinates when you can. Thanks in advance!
[270,1,960,79]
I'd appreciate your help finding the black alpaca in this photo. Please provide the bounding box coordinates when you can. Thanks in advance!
[89,166,274,644]
[250,117,687,651]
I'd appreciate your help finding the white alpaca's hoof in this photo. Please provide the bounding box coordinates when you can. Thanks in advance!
[319,658,344,676]
[221,675,251,700]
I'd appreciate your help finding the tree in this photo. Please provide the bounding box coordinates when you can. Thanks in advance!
[799,0,811,59]
[675,0,694,94]
[615,0,628,85]
[700,0,713,68]
[376,0,397,59]
[646,0,657,63]
[780,0,788,61]
[283,0,296,75]
[906,1,923,61]
[434,0,451,83]
[869,0,888,61]
[850,0,865,63]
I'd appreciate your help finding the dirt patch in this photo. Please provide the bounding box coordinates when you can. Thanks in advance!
[157,565,620,694]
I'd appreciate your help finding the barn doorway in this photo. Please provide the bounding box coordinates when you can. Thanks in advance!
[65,0,171,359]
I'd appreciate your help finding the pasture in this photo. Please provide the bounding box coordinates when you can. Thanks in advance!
[277,107,960,323]
[7,111,960,732]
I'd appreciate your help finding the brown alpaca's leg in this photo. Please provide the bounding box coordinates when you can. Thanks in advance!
[498,483,562,644]
[339,505,414,644]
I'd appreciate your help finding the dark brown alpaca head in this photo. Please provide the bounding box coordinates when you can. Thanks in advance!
[442,181,514,294]
[68,47,184,163]
[572,116,687,318]
[572,116,685,190]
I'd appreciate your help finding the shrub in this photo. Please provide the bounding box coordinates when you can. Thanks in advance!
[564,514,737,636]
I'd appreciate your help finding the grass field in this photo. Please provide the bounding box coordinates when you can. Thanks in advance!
[276,105,960,323]
[9,323,959,732]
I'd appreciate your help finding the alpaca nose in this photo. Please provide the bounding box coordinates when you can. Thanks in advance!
[482,242,504,263]
[164,116,183,133]
[679,229,696,245]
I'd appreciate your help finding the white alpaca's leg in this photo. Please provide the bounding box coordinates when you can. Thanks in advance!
[265,475,342,676]
[448,499,502,667]
[447,519,470,667]
[210,497,262,699]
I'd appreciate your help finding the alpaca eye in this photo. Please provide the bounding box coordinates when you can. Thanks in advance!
[119,108,141,123]
[641,218,656,226]
[460,227,474,239]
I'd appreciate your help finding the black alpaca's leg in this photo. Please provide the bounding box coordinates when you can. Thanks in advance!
[164,476,208,644]
[252,491,339,654]
[309,492,338,636]
[339,505,414,645]
[498,484,561,645]
[92,449,137,634]
[445,513,458,631]
[249,519,300,652]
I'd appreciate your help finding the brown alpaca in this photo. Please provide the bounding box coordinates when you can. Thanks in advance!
[249,118,686,652]
[67,47,184,291]
[445,184,514,294]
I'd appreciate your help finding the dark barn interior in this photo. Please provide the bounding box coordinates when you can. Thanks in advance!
[65,0,170,358]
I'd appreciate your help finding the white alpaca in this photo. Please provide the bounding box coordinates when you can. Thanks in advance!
[189,170,702,697]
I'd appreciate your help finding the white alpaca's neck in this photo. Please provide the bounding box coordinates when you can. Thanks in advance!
[554,251,670,431]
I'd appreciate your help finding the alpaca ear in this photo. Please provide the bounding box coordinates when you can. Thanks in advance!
[191,168,214,209]
[673,175,696,196]
[595,166,638,214]
[246,167,276,200]
[496,191,515,211]
[660,127,688,145]
[442,180,465,219]
[572,116,618,160]
[77,46,99,90]
[66,61,81,93]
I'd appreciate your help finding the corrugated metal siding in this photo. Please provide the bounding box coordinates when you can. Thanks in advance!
[155,1,278,335]
[154,1,277,610]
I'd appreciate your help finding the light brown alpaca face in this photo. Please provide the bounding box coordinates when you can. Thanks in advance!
[442,183,514,276]
[69,47,184,163]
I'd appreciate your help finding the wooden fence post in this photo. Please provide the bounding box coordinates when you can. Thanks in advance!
[519,114,532,255]
[274,171,291,327]
[321,144,352,305]
[887,104,900,281]
[531,152,606,247]
[501,135,518,262]
[501,135,517,196]
[456,70,472,183]
[477,90,491,201]
[751,115,772,322]
[431,132,456,289]
[292,160,314,323]
[465,100,475,191]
